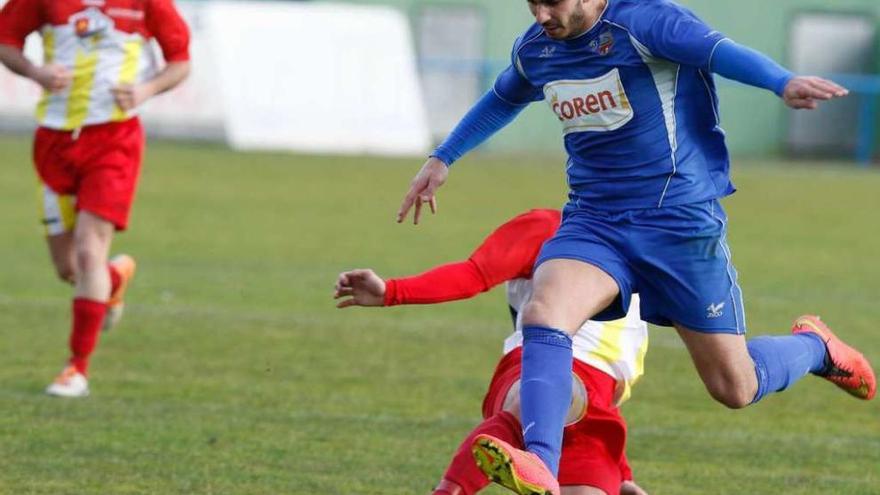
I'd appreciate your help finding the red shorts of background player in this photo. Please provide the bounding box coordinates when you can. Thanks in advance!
[481,347,629,495]
[33,117,144,233]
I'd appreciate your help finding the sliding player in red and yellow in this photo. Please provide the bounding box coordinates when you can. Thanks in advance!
[0,0,191,397]
[336,209,649,495]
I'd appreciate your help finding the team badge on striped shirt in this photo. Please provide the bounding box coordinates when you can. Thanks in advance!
[70,8,112,39]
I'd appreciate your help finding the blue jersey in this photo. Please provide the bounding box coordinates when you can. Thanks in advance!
[495,0,734,210]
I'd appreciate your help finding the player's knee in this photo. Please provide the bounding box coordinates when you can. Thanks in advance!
[521,299,576,335]
[74,246,106,273]
[706,383,754,409]
[521,299,548,325]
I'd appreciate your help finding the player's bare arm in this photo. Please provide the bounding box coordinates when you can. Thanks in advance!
[112,60,190,112]
[396,157,447,225]
[334,269,386,308]
[782,76,849,110]
[0,44,71,92]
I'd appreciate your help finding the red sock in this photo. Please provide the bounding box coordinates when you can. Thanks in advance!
[69,298,108,375]
[438,411,524,495]
[108,264,122,297]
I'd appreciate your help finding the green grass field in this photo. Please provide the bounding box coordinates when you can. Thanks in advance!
[0,134,878,494]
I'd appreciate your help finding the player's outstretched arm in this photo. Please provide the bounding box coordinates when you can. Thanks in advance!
[709,40,848,109]
[334,269,387,308]
[397,157,447,225]
[781,76,848,110]
[0,45,71,92]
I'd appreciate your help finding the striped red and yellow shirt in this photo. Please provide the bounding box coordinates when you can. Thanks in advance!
[0,0,190,130]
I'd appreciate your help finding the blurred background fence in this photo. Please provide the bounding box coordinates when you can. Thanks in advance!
[0,0,877,163]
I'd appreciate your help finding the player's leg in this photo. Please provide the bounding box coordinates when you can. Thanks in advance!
[83,118,143,333]
[672,329,758,408]
[47,119,144,397]
[478,356,627,495]
[473,209,632,494]
[38,183,78,283]
[46,211,115,397]
[39,184,129,309]
[554,361,628,495]
[435,411,523,495]
[516,258,619,477]
[73,211,115,300]
[676,319,875,407]
[47,232,76,283]
[44,223,132,332]
[635,199,874,407]
[70,212,115,365]
[434,351,527,495]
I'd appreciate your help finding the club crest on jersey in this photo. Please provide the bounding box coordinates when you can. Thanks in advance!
[543,68,634,134]
[70,8,112,38]
[589,30,614,56]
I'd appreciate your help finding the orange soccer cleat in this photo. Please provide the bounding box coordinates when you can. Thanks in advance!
[471,434,560,495]
[792,315,876,400]
[104,254,137,331]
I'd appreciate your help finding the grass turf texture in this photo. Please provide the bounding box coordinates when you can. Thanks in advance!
[0,134,878,494]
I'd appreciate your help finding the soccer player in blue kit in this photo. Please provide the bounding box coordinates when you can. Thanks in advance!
[396,1,877,494]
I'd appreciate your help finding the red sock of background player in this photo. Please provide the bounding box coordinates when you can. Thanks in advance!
[68,298,108,375]
[432,411,523,495]
[108,264,122,297]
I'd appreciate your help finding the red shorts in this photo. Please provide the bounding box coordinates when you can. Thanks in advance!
[33,118,144,231]
[481,348,628,494]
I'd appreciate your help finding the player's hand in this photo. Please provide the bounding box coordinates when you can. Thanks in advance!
[112,83,153,112]
[334,269,387,308]
[29,63,72,93]
[782,76,848,110]
[397,157,448,225]
[620,480,649,495]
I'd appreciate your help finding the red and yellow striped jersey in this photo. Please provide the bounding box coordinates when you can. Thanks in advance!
[0,0,189,130]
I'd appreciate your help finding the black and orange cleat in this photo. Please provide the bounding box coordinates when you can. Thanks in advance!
[792,315,876,400]
[471,434,560,495]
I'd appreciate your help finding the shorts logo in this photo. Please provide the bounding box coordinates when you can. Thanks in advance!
[543,68,634,134]
[707,302,725,319]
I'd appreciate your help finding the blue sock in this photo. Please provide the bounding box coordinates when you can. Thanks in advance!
[748,333,828,403]
[520,325,573,476]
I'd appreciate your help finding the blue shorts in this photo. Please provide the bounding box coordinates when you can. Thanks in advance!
[536,199,747,334]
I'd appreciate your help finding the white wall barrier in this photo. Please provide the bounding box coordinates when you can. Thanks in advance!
[0,1,431,157]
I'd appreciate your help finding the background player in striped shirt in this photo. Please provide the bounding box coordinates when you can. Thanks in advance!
[396,1,875,493]
[0,0,190,397]
[336,209,650,495]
